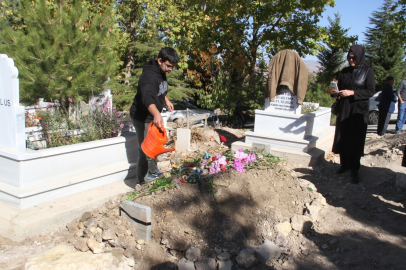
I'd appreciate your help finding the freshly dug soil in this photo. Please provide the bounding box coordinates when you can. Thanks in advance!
[1,127,406,270]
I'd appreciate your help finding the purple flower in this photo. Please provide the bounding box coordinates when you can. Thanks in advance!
[210,161,221,174]
[232,158,245,172]
[215,153,222,159]
[68,97,73,103]
[246,153,256,163]
[201,158,207,168]
[258,154,263,160]
[34,106,37,109]
[234,149,248,160]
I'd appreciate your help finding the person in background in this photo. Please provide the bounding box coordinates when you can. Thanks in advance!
[130,47,179,183]
[377,76,397,136]
[395,78,406,133]
[330,45,375,184]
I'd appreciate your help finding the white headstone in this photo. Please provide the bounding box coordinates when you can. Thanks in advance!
[89,89,112,111]
[265,88,301,114]
[0,54,26,151]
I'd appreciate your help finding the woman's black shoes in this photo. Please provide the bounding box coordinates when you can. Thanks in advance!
[351,171,360,184]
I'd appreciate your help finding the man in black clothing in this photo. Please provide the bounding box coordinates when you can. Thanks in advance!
[130,47,179,183]
[377,76,396,136]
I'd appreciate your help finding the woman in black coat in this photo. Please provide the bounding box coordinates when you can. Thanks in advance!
[331,45,375,184]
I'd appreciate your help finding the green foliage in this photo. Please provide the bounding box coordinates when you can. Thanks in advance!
[35,102,123,148]
[316,13,358,85]
[0,0,23,29]
[365,0,406,91]
[153,0,335,114]
[113,92,134,111]
[0,0,119,105]
[125,177,176,201]
[393,0,406,42]
[305,75,337,125]
[35,107,78,148]
[77,109,123,142]
[305,76,335,108]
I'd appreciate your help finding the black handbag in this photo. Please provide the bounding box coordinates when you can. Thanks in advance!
[331,96,340,115]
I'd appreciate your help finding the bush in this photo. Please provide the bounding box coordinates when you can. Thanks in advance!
[34,100,123,148]
[304,81,335,108]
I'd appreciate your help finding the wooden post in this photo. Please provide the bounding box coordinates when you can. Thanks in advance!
[186,108,189,129]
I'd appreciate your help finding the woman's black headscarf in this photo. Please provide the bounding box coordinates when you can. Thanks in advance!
[347,45,368,67]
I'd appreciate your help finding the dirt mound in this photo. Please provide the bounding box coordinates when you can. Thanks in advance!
[1,127,406,270]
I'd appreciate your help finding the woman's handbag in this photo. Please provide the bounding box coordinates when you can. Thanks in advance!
[331,96,340,115]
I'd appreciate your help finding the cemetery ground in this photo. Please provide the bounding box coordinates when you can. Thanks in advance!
[1,126,406,270]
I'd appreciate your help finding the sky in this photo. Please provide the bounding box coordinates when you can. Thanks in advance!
[304,0,387,61]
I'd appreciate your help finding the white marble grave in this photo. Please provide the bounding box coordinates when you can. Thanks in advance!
[246,89,334,152]
[0,54,25,152]
[0,55,138,211]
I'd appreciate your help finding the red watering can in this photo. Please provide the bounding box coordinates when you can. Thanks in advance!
[141,122,175,159]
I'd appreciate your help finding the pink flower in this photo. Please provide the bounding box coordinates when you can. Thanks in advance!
[68,98,73,103]
[258,154,263,159]
[117,111,122,117]
[120,124,124,128]
[210,161,221,173]
[246,153,256,163]
[135,184,141,191]
[218,156,227,166]
[112,130,116,134]
[233,159,245,172]
[234,149,248,160]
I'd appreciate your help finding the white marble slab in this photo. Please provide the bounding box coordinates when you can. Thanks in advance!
[246,107,333,153]
[0,134,138,209]
[0,54,25,152]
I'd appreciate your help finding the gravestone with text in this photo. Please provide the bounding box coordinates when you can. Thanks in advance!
[265,87,301,114]
[0,54,25,152]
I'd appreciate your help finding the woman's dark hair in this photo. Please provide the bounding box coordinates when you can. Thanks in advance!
[158,47,179,64]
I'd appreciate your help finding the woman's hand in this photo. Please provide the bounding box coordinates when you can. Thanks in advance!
[330,88,339,96]
[339,90,355,97]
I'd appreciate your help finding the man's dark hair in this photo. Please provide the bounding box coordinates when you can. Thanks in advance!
[158,47,179,64]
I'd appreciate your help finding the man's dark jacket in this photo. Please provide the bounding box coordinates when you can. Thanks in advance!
[378,83,397,113]
[130,60,168,123]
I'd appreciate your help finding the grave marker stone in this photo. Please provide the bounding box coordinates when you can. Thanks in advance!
[89,89,112,111]
[265,88,301,114]
[0,54,26,151]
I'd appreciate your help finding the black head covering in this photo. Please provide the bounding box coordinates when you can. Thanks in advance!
[347,45,367,68]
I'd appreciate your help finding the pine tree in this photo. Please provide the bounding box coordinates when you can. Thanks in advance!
[365,0,406,91]
[0,0,119,105]
[316,13,358,85]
